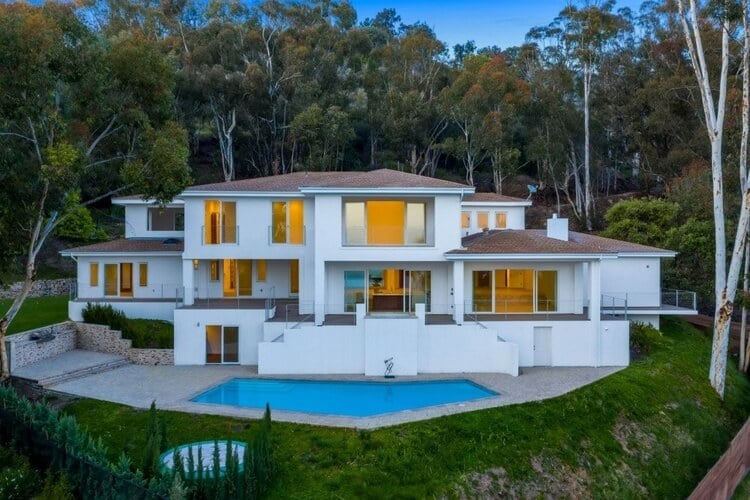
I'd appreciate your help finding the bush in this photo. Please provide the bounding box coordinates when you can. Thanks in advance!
[0,449,38,500]
[55,191,107,241]
[81,304,174,348]
[630,321,662,355]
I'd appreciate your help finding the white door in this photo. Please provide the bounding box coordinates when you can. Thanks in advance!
[533,327,552,366]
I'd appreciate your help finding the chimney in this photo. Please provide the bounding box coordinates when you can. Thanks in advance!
[547,213,569,241]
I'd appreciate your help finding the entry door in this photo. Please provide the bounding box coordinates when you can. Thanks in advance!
[205,326,239,364]
[119,263,133,297]
[222,259,252,297]
[533,327,552,366]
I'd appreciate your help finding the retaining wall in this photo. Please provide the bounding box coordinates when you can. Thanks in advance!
[0,278,73,299]
[75,323,174,366]
[5,322,78,371]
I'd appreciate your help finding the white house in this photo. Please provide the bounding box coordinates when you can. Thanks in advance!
[62,169,697,376]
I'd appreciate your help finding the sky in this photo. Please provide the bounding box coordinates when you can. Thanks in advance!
[350,0,644,50]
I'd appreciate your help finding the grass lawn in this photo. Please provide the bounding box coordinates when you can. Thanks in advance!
[0,295,69,334]
[63,317,750,498]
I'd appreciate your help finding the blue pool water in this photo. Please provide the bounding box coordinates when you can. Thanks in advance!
[192,378,498,417]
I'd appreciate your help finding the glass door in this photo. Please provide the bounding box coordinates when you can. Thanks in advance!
[407,271,431,312]
[119,263,133,297]
[205,326,239,364]
[344,271,365,312]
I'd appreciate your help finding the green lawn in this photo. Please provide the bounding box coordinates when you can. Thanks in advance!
[63,317,750,498]
[0,295,69,334]
[125,319,173,348]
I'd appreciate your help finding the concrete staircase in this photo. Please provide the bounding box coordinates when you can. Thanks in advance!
[12,350,131,388]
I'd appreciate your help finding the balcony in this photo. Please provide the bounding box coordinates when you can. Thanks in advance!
[201,225,239,245]
[268,225,305,245]
[343,225,429,247]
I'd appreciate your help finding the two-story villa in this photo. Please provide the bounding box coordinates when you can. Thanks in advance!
[62,169,697,376]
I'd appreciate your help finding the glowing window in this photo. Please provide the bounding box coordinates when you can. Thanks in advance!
[89,263,99,287]
[345,201,427,245]
[257,260,267,282]
[461,211,471,229]
[139,263,148,287]
[477,211,489,230]
[495,212,507,229]
[272,201,304,244]
[204,200,236,244]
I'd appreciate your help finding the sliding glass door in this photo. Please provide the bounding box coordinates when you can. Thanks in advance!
[205,325,239,364]
[365,269,430,313]
[472,269,558,313]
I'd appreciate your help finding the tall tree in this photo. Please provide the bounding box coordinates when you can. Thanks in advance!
[677,0,750,396]
[0,3,191,380]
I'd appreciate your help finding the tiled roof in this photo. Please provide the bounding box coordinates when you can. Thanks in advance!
[62,238,184,254]
[185,169,471,193]
[448,230,673,255]
[462,193,528,203]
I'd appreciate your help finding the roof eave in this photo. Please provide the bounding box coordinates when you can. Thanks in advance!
[180,191,305,198]
[444,253,617,261]
[112,198,184,206]
[299,187,475,195]
[60,250,183,257]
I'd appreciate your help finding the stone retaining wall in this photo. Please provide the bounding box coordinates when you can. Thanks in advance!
[0,278,74,299]
[74,322,174,366]
[5,322,78,371]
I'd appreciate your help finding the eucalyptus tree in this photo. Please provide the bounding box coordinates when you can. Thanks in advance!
[0,3,191,380]
[530,0,628,229]
[677,0,750,395]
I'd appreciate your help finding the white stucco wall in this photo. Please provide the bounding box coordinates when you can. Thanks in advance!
[418,325,519,375]
[600,257,661,307]
[259,325,364,374]
[460,204,526,237]
[122,204,184,239]
[68,300,176,322]
[173,308,266,365]
[76,256,182,299]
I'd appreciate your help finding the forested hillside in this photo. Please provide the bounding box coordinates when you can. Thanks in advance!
[0,0,739,304]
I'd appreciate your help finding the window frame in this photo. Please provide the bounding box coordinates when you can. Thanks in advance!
[89,262,99,287]
[138,262,148,287]
[343,199,429,247]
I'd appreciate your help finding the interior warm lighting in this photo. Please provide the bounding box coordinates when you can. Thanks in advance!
[495,212,507,229]
[367,201,405,244]
[193,259,199,270]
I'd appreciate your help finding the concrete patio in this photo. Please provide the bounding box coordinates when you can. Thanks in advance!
[48,363,623,429]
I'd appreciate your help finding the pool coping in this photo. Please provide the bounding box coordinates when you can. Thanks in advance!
[189,377,501,419]
[47,365,625,429]
[149,368,624,429]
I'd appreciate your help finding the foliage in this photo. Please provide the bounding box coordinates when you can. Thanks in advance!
[602,198,679,248]
[0,447,38,499]
[37,472,75,500]
[65,318,750,498]
[54,191,108,241]
[0,384,164,498]
[81,303,174,348]
[629,321,662,355]
[142,401,168,479]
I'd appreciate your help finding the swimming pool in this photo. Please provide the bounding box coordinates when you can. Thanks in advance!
[191,378,498,417]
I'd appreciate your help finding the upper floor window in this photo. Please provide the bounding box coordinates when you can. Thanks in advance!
[204,200,237,244]
[344,200,426,246]
[148,207,184,231]
[495,212,507,229]
[461,211,470,229]
[477,211,489,230]
[271,200,304,244]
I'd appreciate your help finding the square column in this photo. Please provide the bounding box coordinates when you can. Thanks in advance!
[452,260,465,325]
[314,259,325,325]
[182,259,195,306]
[588,259,601,367]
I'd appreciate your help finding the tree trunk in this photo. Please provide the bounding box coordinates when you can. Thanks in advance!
[583,65,593,231]
[741,241,749,370]
[0,263,35,381]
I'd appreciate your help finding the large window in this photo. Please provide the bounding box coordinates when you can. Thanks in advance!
[344,200,427,246]
[148,207,184,231]
[89,263,99,287]
[204,200,236,244]
[472,269,558,313]
[272,200,304,244]
[495,212,507,229]
[477,211,489,230]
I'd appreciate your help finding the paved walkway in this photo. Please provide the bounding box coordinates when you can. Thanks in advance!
[13,350,127,384]
[50,364,623,429]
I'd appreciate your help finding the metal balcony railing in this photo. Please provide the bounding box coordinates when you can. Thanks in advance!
[268,224,306,245]
[201,225,239,245]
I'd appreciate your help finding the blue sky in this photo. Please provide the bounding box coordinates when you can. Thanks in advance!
[350,0,644,50]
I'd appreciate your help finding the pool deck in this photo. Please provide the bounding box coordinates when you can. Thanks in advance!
[48,364,623,429]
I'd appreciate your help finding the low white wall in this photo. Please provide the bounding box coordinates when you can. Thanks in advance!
[482,319,629,368]
[600,320,630,366]
[174,308,266,365]
[69,300,176,322]
[258,325,363,374]
[364,317,419,376]
[418,325,519,375]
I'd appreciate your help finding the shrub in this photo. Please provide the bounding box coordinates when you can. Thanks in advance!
[55,191,107,241]
[82,303,129,332]
[630,321,662,355]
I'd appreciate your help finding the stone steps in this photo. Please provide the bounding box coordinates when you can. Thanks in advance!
[39,357,130,387]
